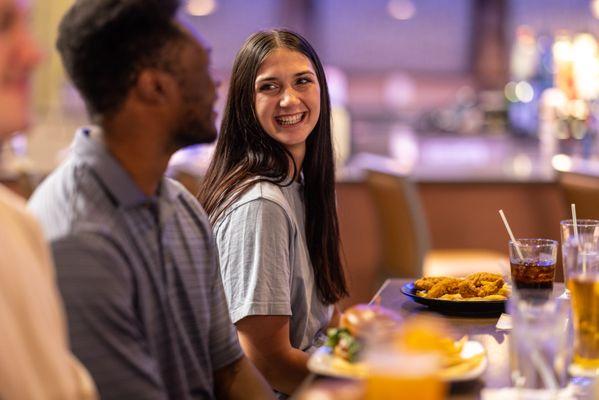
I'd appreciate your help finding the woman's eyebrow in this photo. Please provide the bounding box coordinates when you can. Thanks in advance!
[256,70,316,83]
[294,70,316,77]
[255,76,278,83]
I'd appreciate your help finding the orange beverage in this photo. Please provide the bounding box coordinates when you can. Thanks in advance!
[365,372,445,400]
[364,351,446,400]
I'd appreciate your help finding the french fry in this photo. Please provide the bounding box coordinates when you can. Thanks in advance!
[438,353,485,379]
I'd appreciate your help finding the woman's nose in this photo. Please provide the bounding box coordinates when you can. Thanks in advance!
[279,88,300,107]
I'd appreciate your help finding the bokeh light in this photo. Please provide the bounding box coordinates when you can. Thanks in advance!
[186,0,217,16]
[515,81,534,103]
[387,0,416,21]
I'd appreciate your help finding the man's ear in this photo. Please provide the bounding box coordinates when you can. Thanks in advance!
[134,69,179,105]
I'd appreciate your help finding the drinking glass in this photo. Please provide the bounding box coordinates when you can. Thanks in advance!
[567,242,599,377]
[363,349,445,400]
[508,239,557,295]
[561,219,599,295]
[509,289,571,391]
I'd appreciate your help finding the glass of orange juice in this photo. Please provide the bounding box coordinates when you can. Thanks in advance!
[363,348,446,400]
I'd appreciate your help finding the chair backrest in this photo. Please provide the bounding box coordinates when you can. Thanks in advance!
[336,180,384,308]
[355,155,430,278]
[557,170,599,219]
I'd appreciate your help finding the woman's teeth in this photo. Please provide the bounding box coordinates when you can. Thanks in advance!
[276,112,304,126]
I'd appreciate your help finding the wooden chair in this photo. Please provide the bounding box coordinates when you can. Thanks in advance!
[335,179,384,308]
[556,169,599,219]
[358,154,508,278]
[365,168,428,278]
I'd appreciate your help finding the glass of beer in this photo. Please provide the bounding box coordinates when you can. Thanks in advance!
[561,219,599,295]
[509,239,557,295]
[567,239,599,377]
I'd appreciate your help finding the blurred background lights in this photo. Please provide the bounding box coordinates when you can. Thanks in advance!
[504,81,518,102]
[542,87,568,112]
[569,99,590,120]
[572,33,598,60]
[510,26,538,80]
[389,125,418,170]
[552,34,573,63]
[510,153,533,178]
[551,154,573,171]
[387,0,416,21]
[383,72,416,109]
[515,81,534,103]
[186,0,217,16]
[324,66,349,106]
[592,0,599,19]
[572,33,599,100]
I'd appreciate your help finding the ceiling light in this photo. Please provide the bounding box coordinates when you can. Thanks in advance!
[387,0,416,21]
[186,0,217,17]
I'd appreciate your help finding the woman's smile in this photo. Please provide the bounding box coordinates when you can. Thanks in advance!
[274,111,307,127]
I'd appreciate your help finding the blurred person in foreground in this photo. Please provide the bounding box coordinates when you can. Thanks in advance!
[0,0,97,399]
[198,29,348,397]
[28,1,274,399]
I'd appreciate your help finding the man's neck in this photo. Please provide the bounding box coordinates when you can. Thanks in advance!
[100,120,173,197]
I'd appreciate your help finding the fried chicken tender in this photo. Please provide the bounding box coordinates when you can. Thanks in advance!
[415,273,510,301]
[414,276,451,291]
[466,272,503,283]
[459,272,504,298]
[427,278,462,298]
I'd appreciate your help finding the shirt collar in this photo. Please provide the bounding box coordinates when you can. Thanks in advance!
[72,126,177,208]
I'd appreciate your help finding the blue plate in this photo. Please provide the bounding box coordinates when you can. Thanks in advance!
[400,282,506,316]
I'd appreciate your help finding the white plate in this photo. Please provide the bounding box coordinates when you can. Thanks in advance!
[307,340,487,383]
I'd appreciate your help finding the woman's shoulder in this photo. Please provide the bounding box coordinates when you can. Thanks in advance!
[215,180,293,227]
[238,180,287,205]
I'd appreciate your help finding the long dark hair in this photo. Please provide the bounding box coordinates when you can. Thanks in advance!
[198,29,347,305]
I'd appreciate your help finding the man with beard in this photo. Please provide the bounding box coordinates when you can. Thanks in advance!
[28,1,275,399]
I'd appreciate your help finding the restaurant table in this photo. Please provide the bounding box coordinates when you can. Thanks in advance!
[294,278,567,400]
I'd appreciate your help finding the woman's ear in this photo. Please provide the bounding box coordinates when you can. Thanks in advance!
[134,69,179,105]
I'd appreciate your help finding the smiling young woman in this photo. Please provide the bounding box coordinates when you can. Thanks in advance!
[198,29,348,397]
[253,47,321,169]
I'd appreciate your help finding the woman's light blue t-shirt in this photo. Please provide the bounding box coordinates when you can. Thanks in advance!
[213,180,332,353]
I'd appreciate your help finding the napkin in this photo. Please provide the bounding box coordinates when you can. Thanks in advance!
[481,387,576,400]
[558,291,569,300]
[495,313,512,330]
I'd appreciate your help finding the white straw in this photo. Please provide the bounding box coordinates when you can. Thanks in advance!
[571,204,586,274]
[499,209,523,259]
[571,204,580,247]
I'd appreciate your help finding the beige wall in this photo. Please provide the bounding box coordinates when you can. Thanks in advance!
[27,0,84,174]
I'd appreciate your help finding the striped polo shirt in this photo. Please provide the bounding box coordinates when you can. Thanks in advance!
[28,127,243,400]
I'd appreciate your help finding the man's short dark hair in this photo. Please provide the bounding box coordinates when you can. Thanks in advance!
[57,0,184,117]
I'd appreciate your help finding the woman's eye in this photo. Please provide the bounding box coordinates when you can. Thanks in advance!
[297,77,312,85]
[258,83,277,92]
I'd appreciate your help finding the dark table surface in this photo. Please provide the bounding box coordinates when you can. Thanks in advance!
[296,278,567,400]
